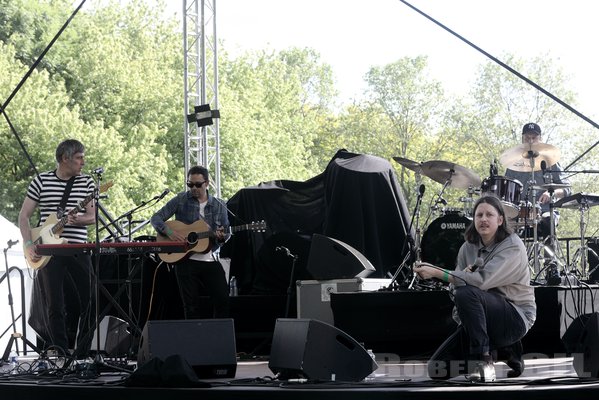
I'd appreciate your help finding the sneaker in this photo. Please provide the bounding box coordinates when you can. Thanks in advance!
[468,362,496,382]
[502,341,524,378]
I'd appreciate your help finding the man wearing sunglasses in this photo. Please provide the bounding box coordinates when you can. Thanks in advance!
[151,165,231,319]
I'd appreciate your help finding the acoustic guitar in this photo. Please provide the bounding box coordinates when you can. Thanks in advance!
[25,181,113,270]
[156,219,266,263]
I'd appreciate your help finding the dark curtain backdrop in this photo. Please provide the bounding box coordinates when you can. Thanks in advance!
[222,150,414,295]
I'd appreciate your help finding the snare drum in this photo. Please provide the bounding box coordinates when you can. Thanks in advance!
[512,201,541,227]
[420,213,471,270]
[480,176,523,219]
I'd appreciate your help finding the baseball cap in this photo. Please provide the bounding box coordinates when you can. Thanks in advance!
[522,122,541,135]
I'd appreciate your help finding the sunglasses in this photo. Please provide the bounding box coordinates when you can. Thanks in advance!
[187,181,206,188]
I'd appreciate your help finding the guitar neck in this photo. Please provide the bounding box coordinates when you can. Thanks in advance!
[51,193,94,236]
[231,223,257,233]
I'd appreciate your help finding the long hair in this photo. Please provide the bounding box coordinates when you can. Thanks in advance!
[464,194,512,244]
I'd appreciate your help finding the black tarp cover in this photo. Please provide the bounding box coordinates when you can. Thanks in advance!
[223,150,413,294]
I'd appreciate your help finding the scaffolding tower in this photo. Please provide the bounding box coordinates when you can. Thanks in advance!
[183,0,221,196]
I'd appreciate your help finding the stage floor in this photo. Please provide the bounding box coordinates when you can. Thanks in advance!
[1,354,599,400]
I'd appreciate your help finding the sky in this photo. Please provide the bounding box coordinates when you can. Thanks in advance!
[160,0,599,125]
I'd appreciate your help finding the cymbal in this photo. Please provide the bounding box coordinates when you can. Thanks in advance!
[421,160,482,189]
[392,157,422,172]
[531,183,571,191]
[499,143,561,172]
[554,192,599,209]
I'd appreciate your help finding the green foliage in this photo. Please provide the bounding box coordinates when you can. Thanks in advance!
[218,47,336,198]
[1,0,597,259]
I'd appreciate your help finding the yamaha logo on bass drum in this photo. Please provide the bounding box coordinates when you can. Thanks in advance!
[440,222,467,230]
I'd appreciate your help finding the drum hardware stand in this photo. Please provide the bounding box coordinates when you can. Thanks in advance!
[388,182,425,290]
[526,160,542,276]
[570,201,597,281]
[542,192,566,285]
[426,176,452,227]
[459,186,478,218]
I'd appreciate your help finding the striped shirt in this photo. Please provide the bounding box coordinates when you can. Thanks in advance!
[26,170,95,243]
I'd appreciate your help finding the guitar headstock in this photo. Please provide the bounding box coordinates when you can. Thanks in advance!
[99,181,114,193]
[248,220,267,232]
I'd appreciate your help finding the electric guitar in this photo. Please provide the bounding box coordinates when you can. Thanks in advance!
[156,219,267,263]
[25,181,113,270]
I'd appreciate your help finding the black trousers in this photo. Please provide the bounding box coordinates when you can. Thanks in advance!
[428,285,527,379]
[174,258,230,319]
[36,254,96,355]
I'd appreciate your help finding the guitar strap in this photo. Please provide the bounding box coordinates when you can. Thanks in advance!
[57,176,76,217]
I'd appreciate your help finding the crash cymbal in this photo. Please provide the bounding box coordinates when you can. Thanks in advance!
[421,160,482,189]
[499,143,561,172]
[392,157,422,172]
[531,183,571,192]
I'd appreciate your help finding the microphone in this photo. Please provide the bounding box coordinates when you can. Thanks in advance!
[92,166,104,175]
[157,188,170,200]
[470,256,484,272]
[418,184,425,197]
[540,160,552,184]
[7,239,19,249]
[276,246,297,258]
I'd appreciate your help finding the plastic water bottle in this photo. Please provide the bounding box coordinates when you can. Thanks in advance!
[9,351,18,375]
[229,276,238,296]
[366,349,376,380]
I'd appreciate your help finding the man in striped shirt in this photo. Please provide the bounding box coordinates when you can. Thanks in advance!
[19,139,96,357]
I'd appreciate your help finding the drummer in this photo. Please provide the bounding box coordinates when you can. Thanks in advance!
[504,122,571,237]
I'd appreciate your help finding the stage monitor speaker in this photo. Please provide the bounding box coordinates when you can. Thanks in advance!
[91,315,131,357]
[306,234,375,280]
[565,312,599,378]
[268,318,377,382]
[137,318,237,378]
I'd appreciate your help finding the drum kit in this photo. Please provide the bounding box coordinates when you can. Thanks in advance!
[390,139,599,285]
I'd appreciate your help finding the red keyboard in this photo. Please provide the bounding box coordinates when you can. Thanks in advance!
[36,241,188,256]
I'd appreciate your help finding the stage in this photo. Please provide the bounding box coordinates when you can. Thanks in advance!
[1,354,599,400]
[2,284,599,398]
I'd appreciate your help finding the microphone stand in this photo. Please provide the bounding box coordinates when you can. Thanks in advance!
[117,194,168,339]
[88,169,131,374]
[100,191,168,242]
[282,250,299,318]
[92,169,104,366]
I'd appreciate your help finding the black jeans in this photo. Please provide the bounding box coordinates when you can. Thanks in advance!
[175,259,230,319]
[428,285,527,379]
[37,255,96,355]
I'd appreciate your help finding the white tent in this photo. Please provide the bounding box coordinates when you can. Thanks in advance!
[0,214,36,356]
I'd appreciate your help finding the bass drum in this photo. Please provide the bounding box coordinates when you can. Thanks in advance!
[420,213,471,270]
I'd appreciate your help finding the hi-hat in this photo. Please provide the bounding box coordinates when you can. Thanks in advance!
[392,157,422,173]
[421,160,482,189]
[531,183,571,192]
[499,143,561,172]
